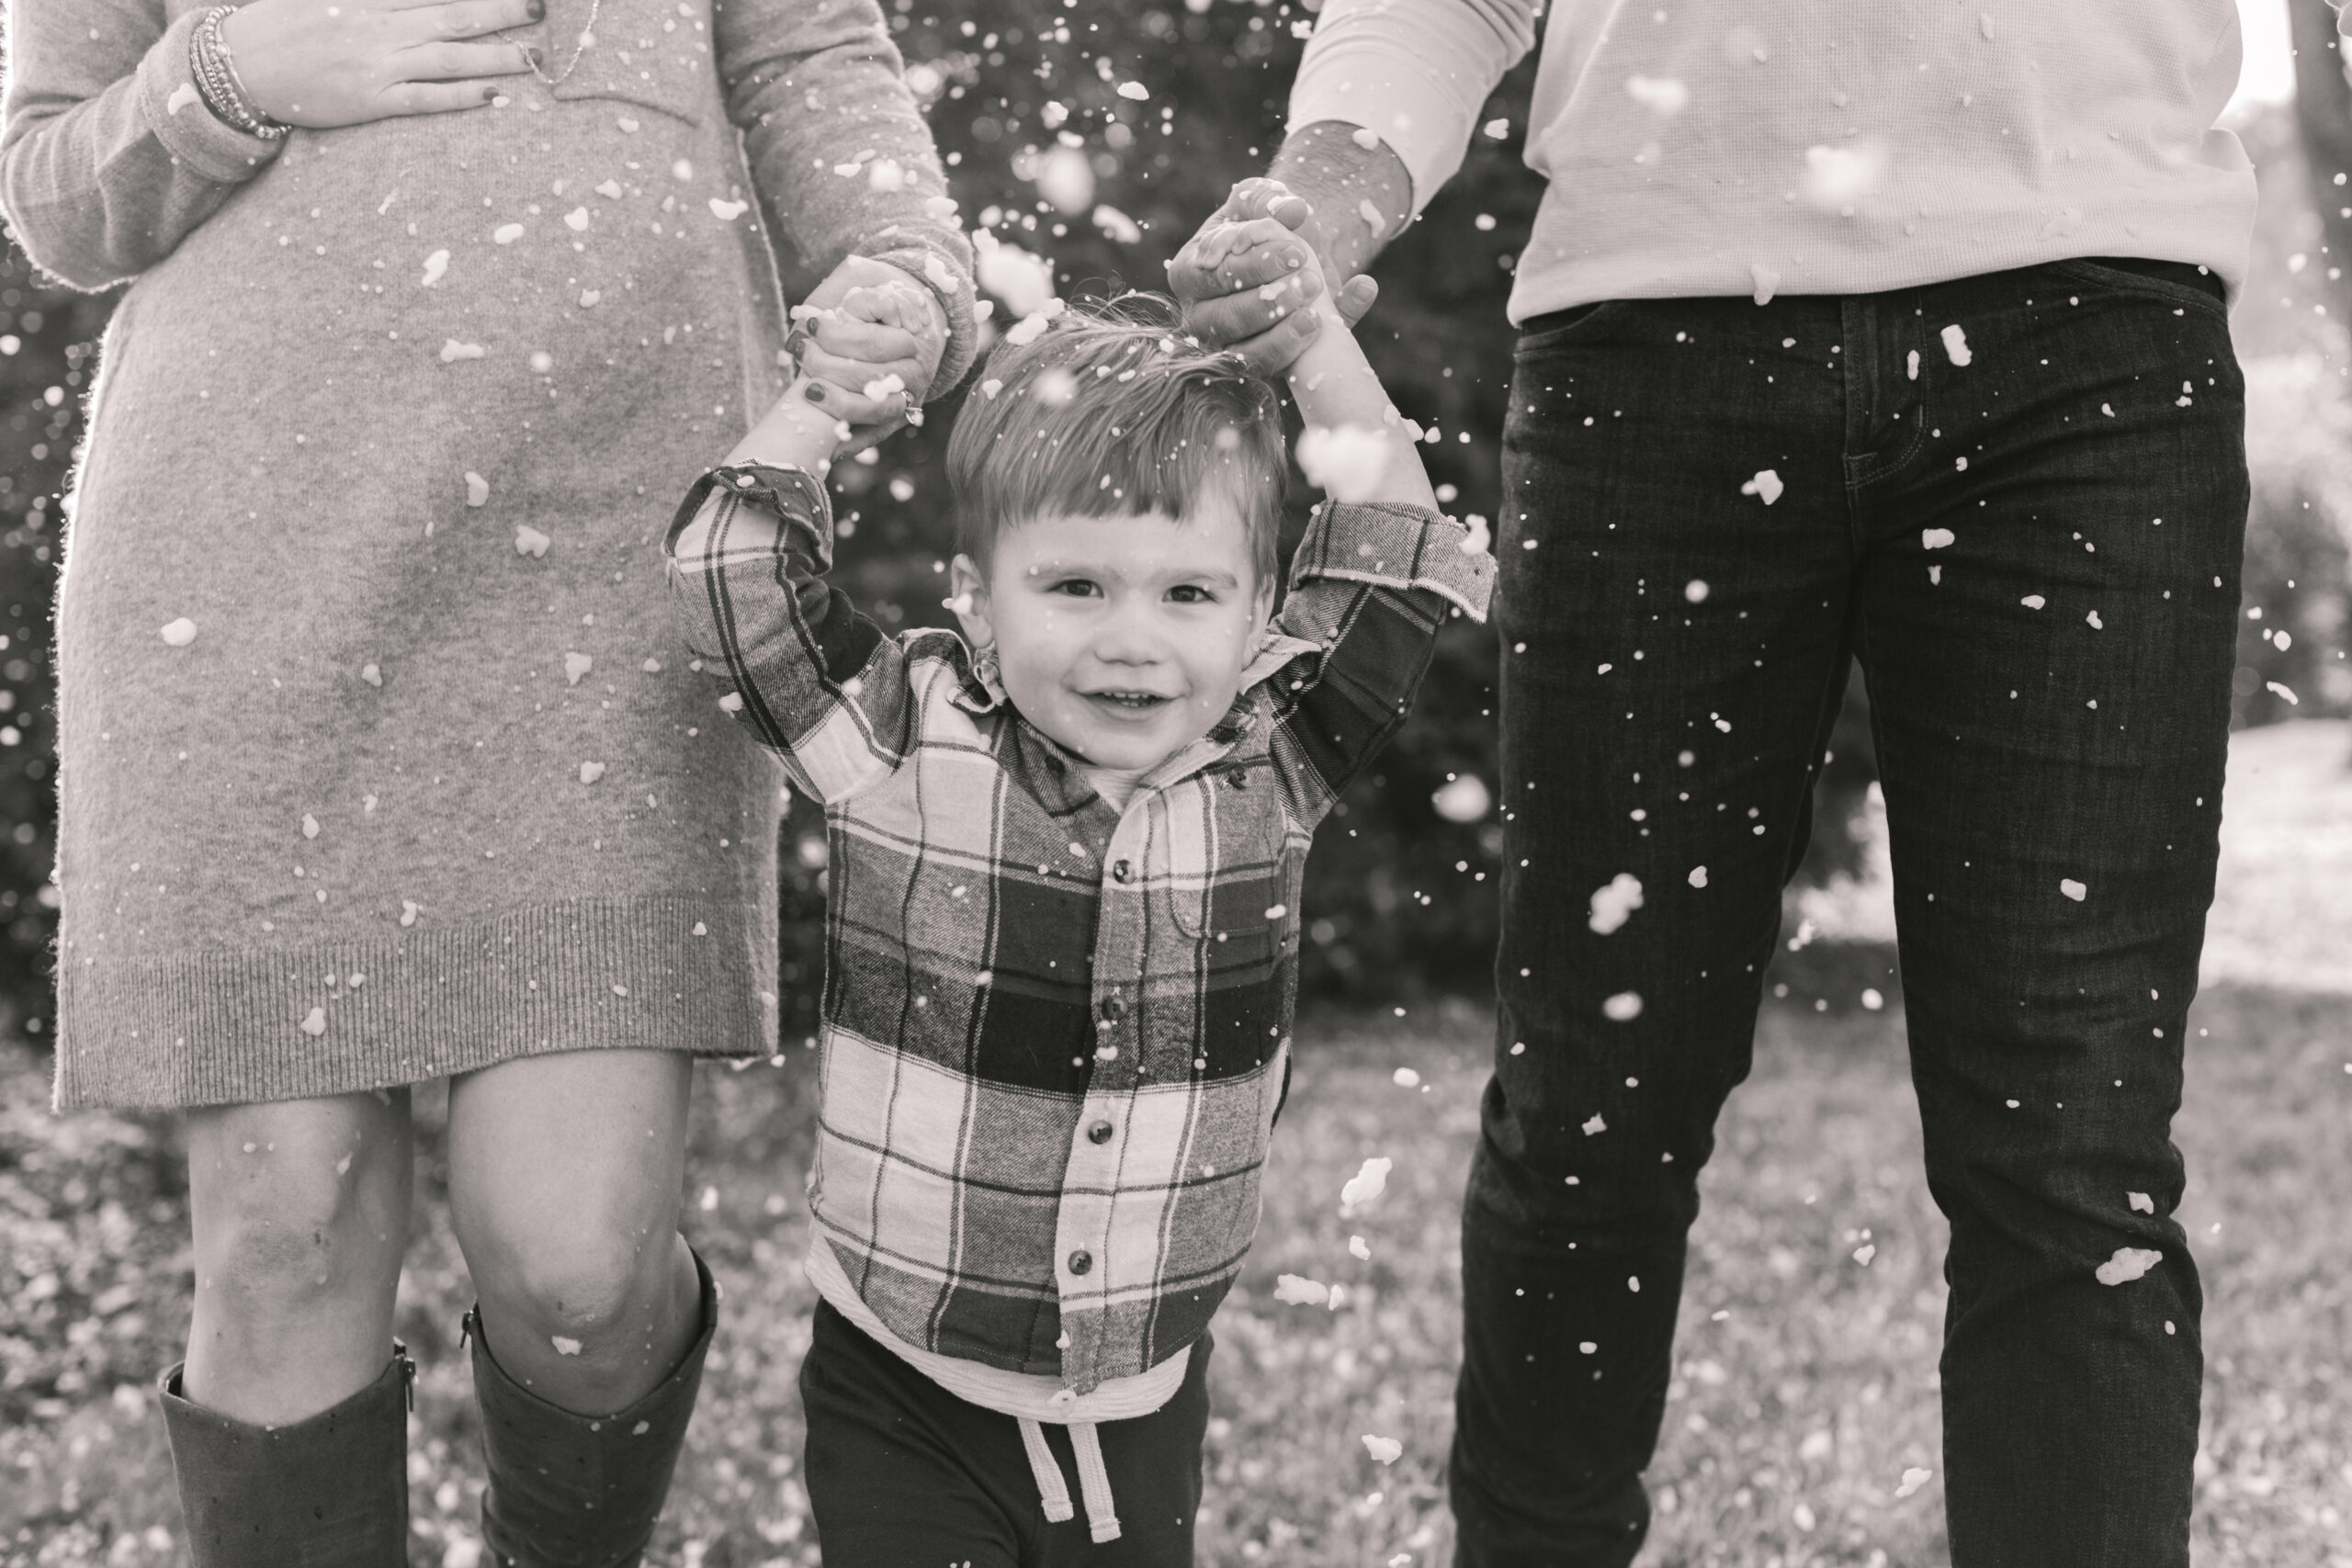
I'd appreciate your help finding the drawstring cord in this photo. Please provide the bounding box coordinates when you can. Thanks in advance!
[1016,1417,1122,1542]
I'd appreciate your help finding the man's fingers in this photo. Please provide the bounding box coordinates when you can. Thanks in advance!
[1174,265,1323,348]
[1168,227,1321,316]
[1335,274,1380,329]
[1222,309,1325,376]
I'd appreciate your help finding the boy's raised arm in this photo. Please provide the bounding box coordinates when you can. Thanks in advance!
[663,378,918,805]
[1262,285,1494,820]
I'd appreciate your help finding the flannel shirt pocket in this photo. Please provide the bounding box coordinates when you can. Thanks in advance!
[1159,764,1289,945]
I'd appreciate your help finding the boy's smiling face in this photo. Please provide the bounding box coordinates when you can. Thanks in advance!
[949,495,1275,774]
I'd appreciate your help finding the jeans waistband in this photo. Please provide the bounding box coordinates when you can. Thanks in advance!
[1521,256,2227,334]
[2081,255,2227,303]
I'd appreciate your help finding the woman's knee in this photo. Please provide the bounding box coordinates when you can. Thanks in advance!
[186,1095,411,1314]
[462,1209,683,1360]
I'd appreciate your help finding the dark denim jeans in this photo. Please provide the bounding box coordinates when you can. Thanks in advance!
[1453,260,2245,1568]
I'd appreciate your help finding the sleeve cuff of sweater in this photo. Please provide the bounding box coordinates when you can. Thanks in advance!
[865,238,980,397]
[139,8,286,186]
[1292,500,1497,622]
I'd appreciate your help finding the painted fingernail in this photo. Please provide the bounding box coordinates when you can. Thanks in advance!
[805,382,827,402]
[482,85,499,101]
[527,0,545,17]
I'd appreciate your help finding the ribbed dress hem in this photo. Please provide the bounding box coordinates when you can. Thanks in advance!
[52,894,777,1111]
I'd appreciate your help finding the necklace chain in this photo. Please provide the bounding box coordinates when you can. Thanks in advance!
[519,0,605,88]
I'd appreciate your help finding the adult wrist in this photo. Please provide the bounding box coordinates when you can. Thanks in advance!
[190,6,290,141]
[1269,122,1415,278]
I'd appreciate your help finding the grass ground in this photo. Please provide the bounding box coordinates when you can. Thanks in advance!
[5,976,2348,1568]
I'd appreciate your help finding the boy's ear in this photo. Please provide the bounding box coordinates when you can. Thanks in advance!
[948,554,994,648]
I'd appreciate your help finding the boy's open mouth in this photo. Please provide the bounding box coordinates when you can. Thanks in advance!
[1083,689,1174,713]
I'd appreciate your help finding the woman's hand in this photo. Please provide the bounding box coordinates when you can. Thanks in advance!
[220,0,541,129]
[786,256,951,451]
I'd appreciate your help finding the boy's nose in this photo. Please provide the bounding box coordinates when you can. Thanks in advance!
[1089,619,1165,666]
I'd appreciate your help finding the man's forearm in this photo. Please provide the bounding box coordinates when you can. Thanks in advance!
[1269,121,1416,279]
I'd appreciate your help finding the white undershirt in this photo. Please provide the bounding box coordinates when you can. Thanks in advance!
[1079,763,1150,813]
[1289,0,2256,318]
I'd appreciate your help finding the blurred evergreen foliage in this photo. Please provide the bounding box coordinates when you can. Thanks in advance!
[0,250,101,1035]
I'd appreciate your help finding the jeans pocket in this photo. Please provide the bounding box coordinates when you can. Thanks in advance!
[1514,300,1625,356]
[545,0,712,127]
[2048,258,2227,322]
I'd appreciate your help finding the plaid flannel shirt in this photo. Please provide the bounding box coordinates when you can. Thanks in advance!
[666,461,1493,1393]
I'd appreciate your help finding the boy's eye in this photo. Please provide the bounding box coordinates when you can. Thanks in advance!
[1047,579,1102,597]
[1167,584,1216,604]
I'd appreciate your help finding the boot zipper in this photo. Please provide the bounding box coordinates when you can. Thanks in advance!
[396,1340,417,1413]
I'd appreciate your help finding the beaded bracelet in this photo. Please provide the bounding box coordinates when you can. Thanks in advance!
[188,6,289,141]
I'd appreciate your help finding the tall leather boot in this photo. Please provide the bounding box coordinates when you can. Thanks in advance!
[159,1345,414,1567]
[469,1247,718,1568]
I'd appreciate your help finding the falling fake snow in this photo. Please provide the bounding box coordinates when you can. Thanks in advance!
[1295,425,1393,504]
[1430,774,1491,823]
[1587,874,1645,935]
[1940,324,1972,367]
[1741,469,1783,505]
[1340,1156,1393,1209]
[2095,1247,2164,1286]
[1602,991,1645,1022]
[1273,1274,1331,1306]
[1362,1435,1403,1465]
[159,618,198,648]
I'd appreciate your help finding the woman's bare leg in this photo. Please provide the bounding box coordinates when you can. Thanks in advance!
[446,1049,699,1411]
[182,1089,413,1424]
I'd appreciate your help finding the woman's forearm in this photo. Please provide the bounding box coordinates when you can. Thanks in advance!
[0,3,285,289]
[712,0,978,392]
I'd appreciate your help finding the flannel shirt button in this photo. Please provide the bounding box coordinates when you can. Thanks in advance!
[1087,1120,1114,1145]
[1112,859,1133,883]
[1100,995,1126,1022]
[1068,1249,1093,1276]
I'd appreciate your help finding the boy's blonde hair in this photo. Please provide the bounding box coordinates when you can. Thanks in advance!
[946,295,1287,582]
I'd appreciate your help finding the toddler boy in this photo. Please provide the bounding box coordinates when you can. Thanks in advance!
[666,240,1491,1566]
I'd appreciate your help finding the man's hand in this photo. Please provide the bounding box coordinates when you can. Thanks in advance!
[1166,179,1379,372]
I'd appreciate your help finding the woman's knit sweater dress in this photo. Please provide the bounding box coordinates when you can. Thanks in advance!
[0,0,976,1110]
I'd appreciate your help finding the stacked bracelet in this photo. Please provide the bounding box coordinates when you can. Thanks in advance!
[188,6,289,141]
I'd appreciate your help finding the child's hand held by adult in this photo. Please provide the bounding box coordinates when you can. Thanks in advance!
[1167,179,1378,371]
[220,0,540,129]
[786,256,950,446]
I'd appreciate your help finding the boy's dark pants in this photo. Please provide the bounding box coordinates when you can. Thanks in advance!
[802,1299,1211,1567]
[1451,260,2245,1568]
